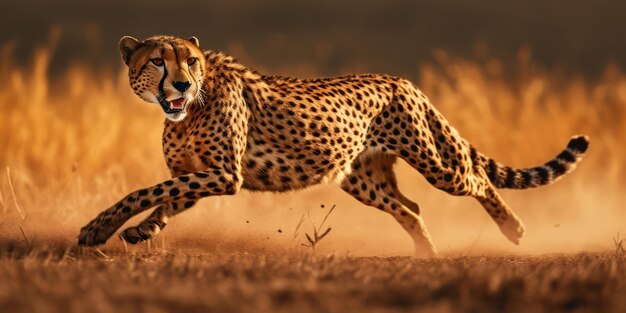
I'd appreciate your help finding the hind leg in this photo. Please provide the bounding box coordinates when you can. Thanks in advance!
[474,182,525,244]
[371,98,524,245]
[375,155,425,217]
[341,154,437,257]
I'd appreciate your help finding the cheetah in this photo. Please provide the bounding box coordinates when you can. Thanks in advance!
[77,35,589,257]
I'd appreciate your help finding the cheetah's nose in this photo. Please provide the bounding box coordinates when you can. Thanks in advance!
[173,81,191,92]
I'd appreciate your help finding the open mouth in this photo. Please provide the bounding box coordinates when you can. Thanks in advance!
[161,97,187,114]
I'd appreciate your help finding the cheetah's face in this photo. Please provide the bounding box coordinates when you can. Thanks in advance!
[119,36,206,122]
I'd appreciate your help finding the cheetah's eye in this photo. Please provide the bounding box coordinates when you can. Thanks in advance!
[151,58,164,66]
[187,58,197,66]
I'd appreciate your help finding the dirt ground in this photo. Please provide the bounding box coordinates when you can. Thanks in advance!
[0,243,623,313]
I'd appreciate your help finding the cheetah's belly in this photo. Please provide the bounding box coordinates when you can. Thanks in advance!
[240,139,356,193]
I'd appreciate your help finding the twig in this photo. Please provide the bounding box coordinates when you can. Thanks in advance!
[93,247,111,259]
[6,167,25,220]
[293,214,305,239]
[305,233,315,247]
[317,227,332,241]
[319,204,336,230]
[18,224,30,245]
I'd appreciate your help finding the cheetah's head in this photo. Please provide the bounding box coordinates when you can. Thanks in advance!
[119,35,206,122]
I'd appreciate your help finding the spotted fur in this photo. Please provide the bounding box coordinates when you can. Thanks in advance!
[78,35,589,256]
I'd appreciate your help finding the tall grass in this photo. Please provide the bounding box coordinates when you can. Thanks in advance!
[0,40,624,255]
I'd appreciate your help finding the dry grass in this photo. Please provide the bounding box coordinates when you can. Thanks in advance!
[0,38,625,311]
[0,245,624,313]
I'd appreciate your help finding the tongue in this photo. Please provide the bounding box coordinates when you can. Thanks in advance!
[170,98,185,109]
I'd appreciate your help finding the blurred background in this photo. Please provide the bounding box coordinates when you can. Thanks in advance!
[2,0,626,79]
[0,0,624,256]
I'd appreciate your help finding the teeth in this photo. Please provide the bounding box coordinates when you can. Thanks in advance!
[169,98,186,109]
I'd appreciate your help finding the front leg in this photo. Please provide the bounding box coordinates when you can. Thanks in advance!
[78,169,241,246]
[119,155,198,244]
[118,199,196,244]
[79,74,251,246]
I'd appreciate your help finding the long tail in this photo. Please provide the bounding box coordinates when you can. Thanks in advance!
[471,135,590,189]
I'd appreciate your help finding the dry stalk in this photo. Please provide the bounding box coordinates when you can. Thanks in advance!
[293,214,305,240]
[6,167,25,220]
[301,204,336,251]
[613,232,625,260]
[18,224,31,245]
[93,247,111,260]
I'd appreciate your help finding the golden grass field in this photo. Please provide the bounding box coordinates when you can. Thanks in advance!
[0,37,625,312]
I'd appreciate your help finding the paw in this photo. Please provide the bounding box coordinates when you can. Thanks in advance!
[119,221,164,244]
[77,219,119,246]
[499,217,525,245]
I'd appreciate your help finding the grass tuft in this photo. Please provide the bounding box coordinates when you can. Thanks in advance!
[300,204,336,251]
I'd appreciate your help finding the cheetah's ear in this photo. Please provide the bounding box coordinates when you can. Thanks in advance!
[119,36,140,65]
[187,36,200,48]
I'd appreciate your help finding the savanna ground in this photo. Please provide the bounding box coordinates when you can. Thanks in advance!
[1,32,626,312]
[1,246,625,313]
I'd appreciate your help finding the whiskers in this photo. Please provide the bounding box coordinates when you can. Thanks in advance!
[194,87,208,107]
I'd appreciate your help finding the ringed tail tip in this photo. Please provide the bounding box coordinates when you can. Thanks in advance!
[567,135,590,154]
